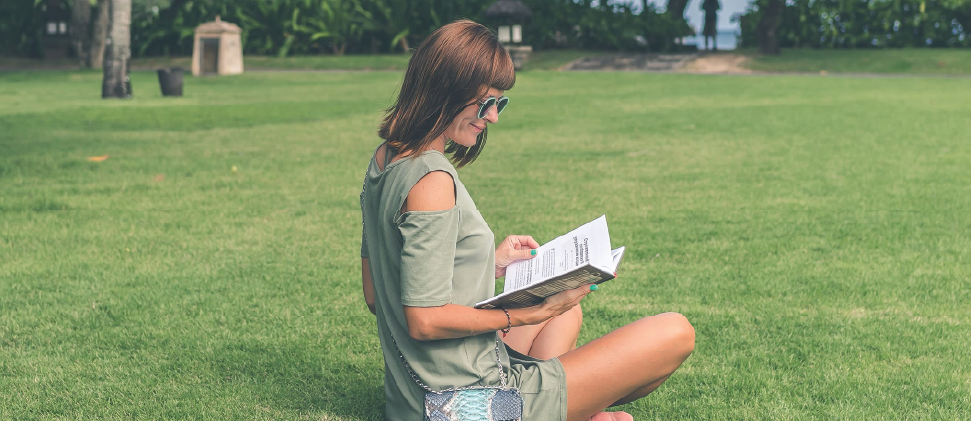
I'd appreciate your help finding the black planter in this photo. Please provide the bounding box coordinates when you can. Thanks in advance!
[157,68,184,97]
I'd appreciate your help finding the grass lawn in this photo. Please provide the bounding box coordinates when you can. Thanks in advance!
[2,69,970,420]
[6,48,971,75]
[741,47,971,75]
[1,50,599,72]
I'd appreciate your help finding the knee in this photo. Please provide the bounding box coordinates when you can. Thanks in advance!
[654,312,695,359]
[668,312,696,357]
[570,303,583,326]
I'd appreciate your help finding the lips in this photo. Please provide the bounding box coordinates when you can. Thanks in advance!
[470,123,485,132]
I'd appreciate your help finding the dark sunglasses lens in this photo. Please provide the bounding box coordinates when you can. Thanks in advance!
[496,97,508,115]
[478,98,496,119]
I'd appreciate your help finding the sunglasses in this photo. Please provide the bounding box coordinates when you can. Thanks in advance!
[475,96,509,119]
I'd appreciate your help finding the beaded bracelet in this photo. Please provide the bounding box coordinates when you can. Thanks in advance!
[500,308,512,337]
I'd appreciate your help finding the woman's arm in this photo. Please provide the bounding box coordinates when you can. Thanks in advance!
[362,258,376,315]
[404,286,591,341]
[400,171,592,340]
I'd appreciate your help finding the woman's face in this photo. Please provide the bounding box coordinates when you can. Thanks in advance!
[442,86,504,148]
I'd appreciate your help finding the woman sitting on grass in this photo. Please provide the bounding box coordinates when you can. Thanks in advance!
[359,20,695,421]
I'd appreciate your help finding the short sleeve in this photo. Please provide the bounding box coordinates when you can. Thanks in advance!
[397,207,460,307]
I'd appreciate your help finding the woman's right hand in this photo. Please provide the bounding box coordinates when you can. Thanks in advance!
[538,285,594,321]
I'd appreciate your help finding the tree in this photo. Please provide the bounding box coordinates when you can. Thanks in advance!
[312,0,374,56]
[90,0,109,69]
[70,0,92,67]
[369,0,416,52]
[662,0,693,49]
[756,0,783,54]
[666,0,688,19]
[102,0,132,98]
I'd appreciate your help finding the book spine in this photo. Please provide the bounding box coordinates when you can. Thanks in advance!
[478,266,615,309]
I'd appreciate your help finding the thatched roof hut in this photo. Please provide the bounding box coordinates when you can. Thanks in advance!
[484,0,533,23]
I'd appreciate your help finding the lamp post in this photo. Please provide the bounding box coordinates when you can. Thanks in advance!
[484,0,533,70]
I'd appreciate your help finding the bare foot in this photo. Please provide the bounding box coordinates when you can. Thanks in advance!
[587,411,633,421]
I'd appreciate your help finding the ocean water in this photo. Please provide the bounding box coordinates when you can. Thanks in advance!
[681,30,739,50]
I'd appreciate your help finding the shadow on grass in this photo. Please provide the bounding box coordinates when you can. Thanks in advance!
[210,339,384,420]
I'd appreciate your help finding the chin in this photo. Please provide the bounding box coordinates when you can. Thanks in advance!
[455,137,478,148]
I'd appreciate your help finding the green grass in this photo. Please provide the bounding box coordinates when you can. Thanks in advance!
[0,54,415,71]
[742,47,971,75]
[130,53,414,71]
[6,48,971,75]
[2,70,970,420]
[2,50,593,72]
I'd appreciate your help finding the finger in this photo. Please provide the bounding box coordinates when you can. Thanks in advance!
[522,236,540,249]
[520,247,537,259]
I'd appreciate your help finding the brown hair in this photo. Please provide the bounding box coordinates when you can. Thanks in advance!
[378,20,515,167]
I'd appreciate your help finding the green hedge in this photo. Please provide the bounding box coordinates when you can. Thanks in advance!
[128,0,692,57]
[738,0,971,48]
[0,0,51,57]
[4,0,694,59]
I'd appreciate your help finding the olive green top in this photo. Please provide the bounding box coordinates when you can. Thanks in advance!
[360,146,509,420]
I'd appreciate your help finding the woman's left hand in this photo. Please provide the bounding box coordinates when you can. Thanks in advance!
[495,235,540,278]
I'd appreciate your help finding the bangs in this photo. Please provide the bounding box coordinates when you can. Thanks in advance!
[490,46,516,91]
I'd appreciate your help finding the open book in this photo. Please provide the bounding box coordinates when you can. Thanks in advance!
[475,215,626,309]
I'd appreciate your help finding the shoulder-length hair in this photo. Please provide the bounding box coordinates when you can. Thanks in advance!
[378,20,515,168]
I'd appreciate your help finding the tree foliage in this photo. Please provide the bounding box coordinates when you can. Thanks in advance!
[11,0,971,59]
[738,0,971,48]
[5,0,702,58]
[0,0,55,57]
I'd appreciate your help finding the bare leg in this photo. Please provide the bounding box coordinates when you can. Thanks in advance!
[527,303,582,359]
[559,312,695,421]
[612,374,670,406]
[503,305,632,420]
[502,304,581,358]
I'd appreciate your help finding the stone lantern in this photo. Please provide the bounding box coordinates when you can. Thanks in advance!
[191,16,244,76]
[484,0,533,70]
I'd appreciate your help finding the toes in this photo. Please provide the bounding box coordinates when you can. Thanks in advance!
[587,411,633,421]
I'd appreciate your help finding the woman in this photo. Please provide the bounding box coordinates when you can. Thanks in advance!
[360,20,695,421]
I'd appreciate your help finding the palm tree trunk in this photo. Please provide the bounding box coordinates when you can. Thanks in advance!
[757,0,783,55]
[102,0,132,98]
[70,0,92,68]
[89,0,110,69]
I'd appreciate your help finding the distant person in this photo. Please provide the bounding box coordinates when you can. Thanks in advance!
[702,0,721,51]
[360,19,695,421]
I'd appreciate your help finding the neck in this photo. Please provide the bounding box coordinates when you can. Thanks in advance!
[430,136,448,154]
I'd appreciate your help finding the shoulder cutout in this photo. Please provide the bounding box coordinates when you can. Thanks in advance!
[402,170,456,213]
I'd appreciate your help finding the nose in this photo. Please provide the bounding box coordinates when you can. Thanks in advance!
[483,103,499,124]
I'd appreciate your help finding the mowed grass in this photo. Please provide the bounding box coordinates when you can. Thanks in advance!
[1,50,594,72]
[1,69,970,420]
[743,47,971,75]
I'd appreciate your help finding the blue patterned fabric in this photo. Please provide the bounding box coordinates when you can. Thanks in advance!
[423,388,523,421]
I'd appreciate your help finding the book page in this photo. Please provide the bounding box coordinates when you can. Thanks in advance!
[610,247,626,272]
[503,215,612,293]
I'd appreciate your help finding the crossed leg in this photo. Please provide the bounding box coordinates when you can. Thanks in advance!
[560,312,695,421]
[503,308,694,421]
[502,304,583,359]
